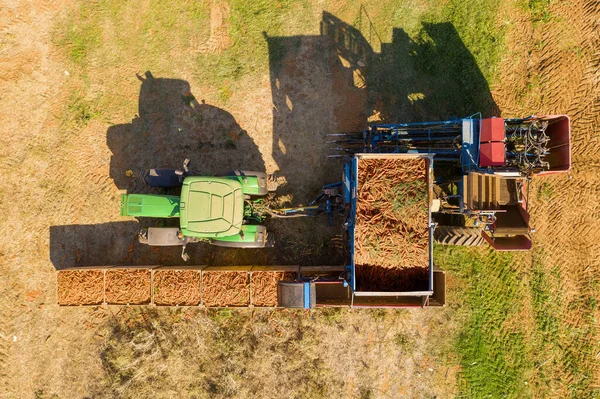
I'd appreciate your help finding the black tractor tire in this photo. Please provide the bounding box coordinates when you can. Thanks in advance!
[434,226,485,247]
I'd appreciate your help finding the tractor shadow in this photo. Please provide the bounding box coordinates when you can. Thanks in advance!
[49,221,272,269]
[50,72,270,269]
[50,222,186,269]
[264,11,499,266]
[107,71,264,192]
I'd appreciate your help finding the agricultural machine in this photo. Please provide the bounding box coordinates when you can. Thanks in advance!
[120,165,278,261]
[331,114,571,251]
[116,114,570,308]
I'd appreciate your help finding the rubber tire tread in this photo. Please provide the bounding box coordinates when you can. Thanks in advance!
[434,226,485,247]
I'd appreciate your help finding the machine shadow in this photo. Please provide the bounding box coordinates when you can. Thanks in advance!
[50,223,189,269]
[267,13,499,177]
[50,72,271,269]
[264,12,499,266]
[367,21,500,121]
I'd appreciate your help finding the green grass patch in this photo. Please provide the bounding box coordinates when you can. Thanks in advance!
[53,3,102,65]
[537,181,554,201]
[435,246,533,398]
[525,0,552,23]
[436,245,600,398]
[363,0,505,119]
[530,259,560,342]
[193,0,303,97]
[437,0,504,82]
[63,95,101,128]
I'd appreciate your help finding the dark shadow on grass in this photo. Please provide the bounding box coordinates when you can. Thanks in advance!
[263,11,499,268]
[368,21,500,121]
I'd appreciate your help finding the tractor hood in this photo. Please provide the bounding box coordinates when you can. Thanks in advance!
[179,176,244,238]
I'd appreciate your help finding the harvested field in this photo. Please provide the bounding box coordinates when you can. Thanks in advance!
[251,271,297,307]
[201,271,250,307]
[356,266,429,292]
[354,157,429,269]
[105,269,151,305]
[57,270,104,306]
[153,270,201,306]
[3,0,600,397]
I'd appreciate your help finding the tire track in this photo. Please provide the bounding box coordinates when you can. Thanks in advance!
[495,0,600,391]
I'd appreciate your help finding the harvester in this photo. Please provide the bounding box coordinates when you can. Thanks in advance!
[332,114,571,251]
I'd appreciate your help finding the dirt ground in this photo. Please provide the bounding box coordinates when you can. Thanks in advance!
[494,0,600,394]
[0,0,599,397]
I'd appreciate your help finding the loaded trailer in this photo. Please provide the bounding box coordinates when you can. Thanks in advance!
[342,153,443,307]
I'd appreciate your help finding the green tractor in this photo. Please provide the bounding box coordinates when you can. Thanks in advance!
[120,160,276,260]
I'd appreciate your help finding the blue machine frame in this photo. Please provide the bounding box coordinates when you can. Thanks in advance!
[363,113,482,172]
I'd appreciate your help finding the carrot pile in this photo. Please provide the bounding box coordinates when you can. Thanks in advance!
[201,271,250,307]
[354,158,429,268]
[105,269,151,304]
[57,270,104,305]
[154,270,201,306]
[354,158,430,291]
[251,272,296,307]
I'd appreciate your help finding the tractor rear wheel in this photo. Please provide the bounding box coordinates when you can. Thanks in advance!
[434,226,485,247]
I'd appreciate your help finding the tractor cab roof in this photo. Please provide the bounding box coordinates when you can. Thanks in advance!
[179,176,244,238]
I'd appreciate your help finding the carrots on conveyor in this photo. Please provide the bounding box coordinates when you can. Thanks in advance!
[105,269,151,305]
[201,271,250,307]
[251,271,296,307]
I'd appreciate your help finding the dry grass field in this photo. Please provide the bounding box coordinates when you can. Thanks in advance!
[0,0,599,397]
